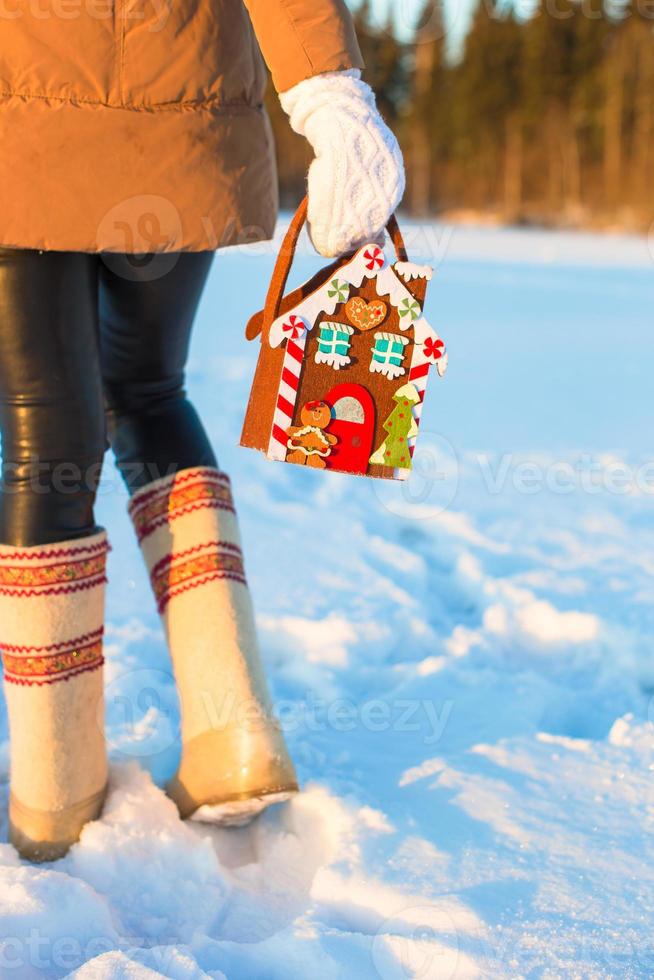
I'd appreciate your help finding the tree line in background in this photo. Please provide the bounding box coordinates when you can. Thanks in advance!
[266,0,654,229]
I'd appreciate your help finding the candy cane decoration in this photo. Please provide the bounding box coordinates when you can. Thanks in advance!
[267,319,308,461]
[393,325,443,480]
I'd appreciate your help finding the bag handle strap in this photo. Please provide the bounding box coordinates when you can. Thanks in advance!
[261,196,408,342]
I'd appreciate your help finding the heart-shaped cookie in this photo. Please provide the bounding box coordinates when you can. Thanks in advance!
[345,296,388,331]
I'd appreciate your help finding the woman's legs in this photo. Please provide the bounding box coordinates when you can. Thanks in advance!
[100,252,297,823]
[0,249,109,860]
[98,251,217,492]
[0,249,106,544]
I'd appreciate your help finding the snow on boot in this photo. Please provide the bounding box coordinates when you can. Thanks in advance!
[0,532,110,861]
[128,467,298,824]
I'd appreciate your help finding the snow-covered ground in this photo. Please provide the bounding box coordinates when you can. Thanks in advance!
[1,220,653,979]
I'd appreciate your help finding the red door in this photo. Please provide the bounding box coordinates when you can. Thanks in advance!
[323,383,376,474]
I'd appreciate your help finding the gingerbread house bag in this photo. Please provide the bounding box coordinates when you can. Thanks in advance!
[240,198,447,481]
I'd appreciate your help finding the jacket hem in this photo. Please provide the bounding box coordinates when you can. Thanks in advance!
[0,96,279,252]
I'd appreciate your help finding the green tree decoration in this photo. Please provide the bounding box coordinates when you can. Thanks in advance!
[369,383,420,470]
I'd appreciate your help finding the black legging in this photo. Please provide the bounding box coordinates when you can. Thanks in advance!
[0,249,217,546]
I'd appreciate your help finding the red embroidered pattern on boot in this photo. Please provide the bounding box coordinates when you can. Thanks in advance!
[1,627,104,685]
[0,540,109,597]
[128,469,235,543]
[149,540,246,612]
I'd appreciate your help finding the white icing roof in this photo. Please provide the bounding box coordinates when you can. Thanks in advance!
[269,243,443,353]
[395,261,433,282]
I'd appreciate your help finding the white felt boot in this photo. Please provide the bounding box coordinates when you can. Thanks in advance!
[128,467,298,825]
[0,532,110,861]
[280,69,405,257]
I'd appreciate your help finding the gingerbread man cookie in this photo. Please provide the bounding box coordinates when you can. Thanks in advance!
[286,401,338,469]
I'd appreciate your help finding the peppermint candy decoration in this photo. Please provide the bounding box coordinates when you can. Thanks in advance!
[363,246,384,271]
[423,337,445,360]
[399,297,421,321]
[327,278,350,303]
[281,314,307,340]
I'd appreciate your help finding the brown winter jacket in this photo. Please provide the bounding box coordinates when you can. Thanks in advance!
[0,0,363,252]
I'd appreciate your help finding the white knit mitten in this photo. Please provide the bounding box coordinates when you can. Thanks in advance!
[280,70,405,258]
